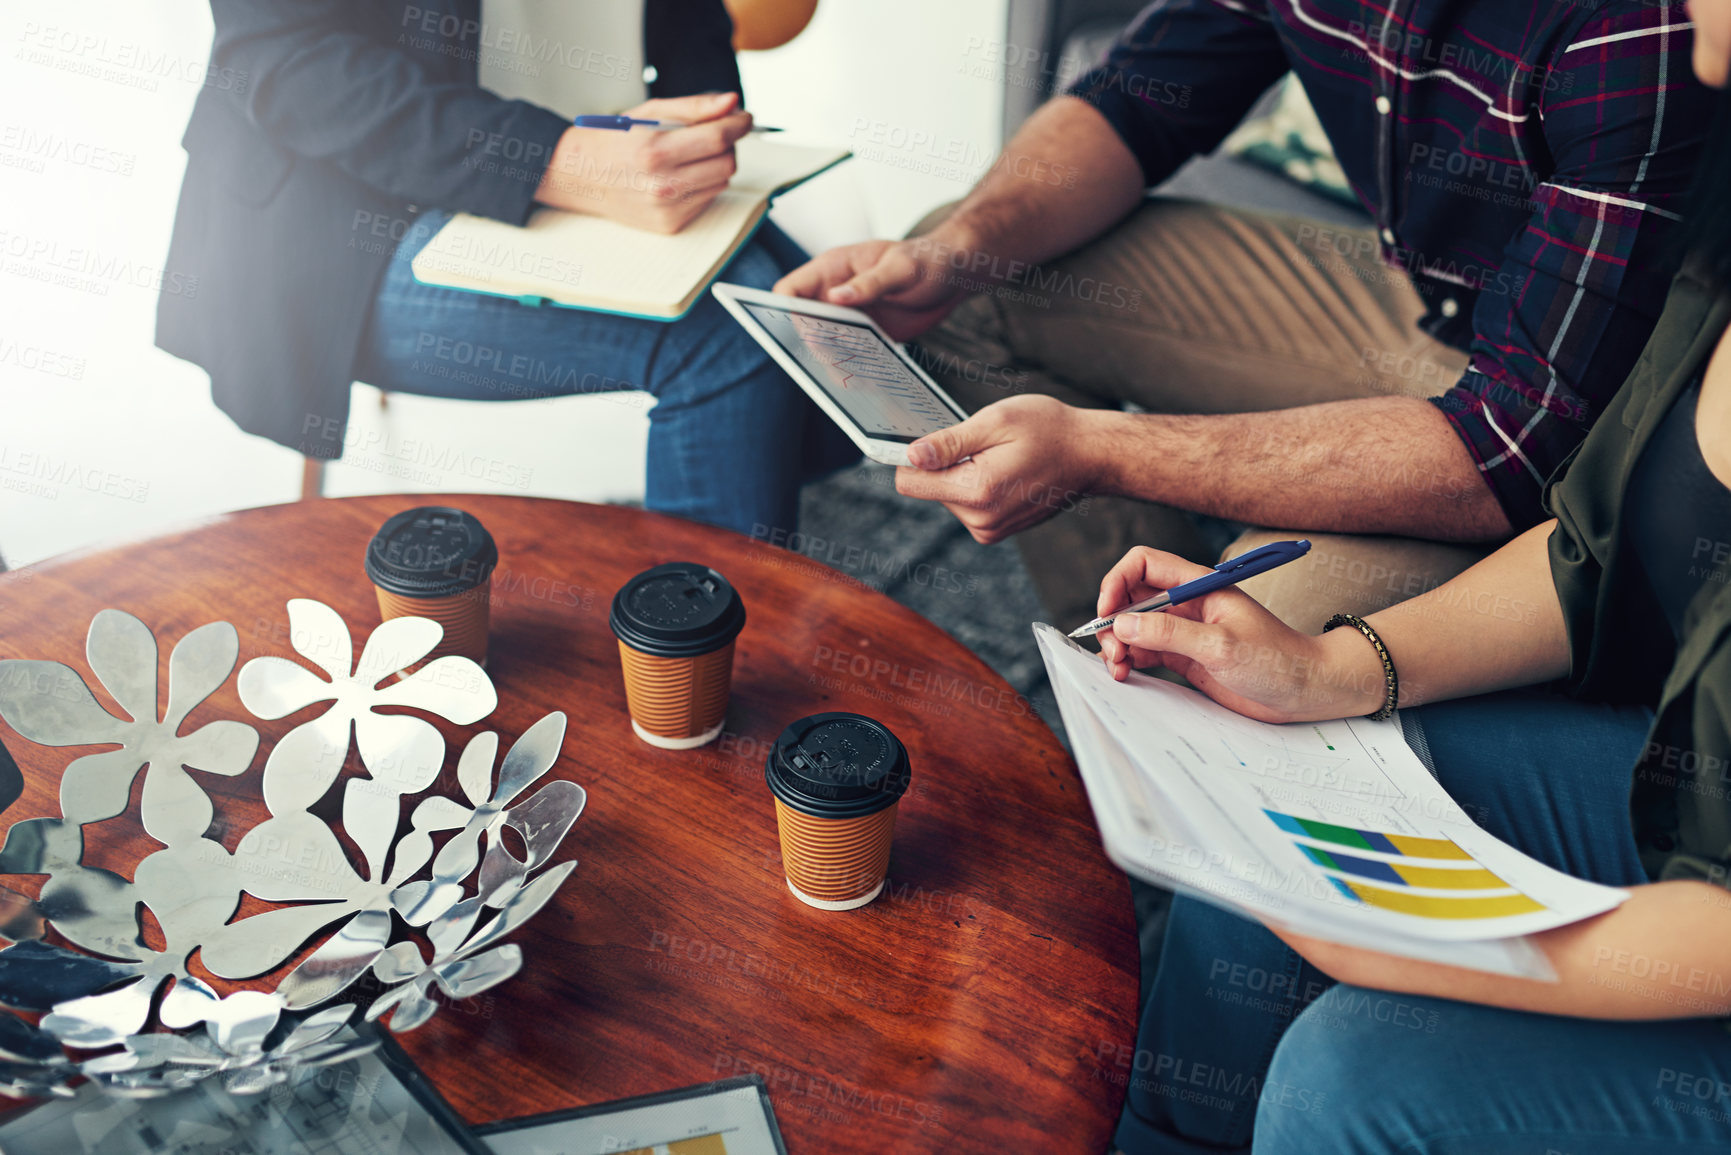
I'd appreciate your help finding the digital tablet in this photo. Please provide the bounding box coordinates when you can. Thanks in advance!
[711,283,969,466]
[474,1075,787,1155]
[0,1027,487,1155]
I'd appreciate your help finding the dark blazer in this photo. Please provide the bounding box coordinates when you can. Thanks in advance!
[157,0,740,459]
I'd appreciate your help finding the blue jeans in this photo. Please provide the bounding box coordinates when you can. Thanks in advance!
[1117,690,1731,1154]
[354,212,858,538]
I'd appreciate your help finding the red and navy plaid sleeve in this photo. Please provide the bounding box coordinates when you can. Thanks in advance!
[1435,2,1709,527]
[1067,0,1290,188]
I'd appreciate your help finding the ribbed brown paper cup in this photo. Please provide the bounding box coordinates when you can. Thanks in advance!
[610,563,746,750]
[364,506,498,668]
[765,713,911,910]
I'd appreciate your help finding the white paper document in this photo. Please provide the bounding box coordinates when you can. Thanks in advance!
[1034,623,1628,978]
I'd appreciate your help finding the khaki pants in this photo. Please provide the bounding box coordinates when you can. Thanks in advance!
[910,197,1489,634]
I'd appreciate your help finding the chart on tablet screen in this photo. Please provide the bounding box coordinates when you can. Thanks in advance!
[740,303,956,438]
[789,313,908,387]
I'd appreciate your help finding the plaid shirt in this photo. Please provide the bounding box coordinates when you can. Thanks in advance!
[1070,0,1710,529]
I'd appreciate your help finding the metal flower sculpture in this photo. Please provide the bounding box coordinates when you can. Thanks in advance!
[0,601,585,1098]
[81,995,371,1097]
[0,609,258,847]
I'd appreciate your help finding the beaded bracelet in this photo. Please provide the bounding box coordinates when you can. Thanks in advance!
[1322,613,1399,721]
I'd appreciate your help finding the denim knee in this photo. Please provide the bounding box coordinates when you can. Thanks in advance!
[1251,984,1428,1154]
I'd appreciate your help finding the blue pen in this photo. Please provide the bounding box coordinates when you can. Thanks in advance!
[572,114,782,133]
[1069,539,1313,638]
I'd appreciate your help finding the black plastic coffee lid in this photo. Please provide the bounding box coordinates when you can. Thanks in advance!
[609,562,746,658]
[364,506,498,598]
[765,712,911,819]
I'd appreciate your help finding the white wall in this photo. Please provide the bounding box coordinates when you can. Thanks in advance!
[0,1,1006,569]
[744,0,1009,250]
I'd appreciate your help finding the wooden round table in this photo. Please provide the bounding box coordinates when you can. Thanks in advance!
[0,496,1137,1152]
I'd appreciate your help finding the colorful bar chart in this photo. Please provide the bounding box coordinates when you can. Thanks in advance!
[1267,809,1548,920]
[1324,877,1546,918]
[1264,810,1472,859]
[1298,845,1509,890]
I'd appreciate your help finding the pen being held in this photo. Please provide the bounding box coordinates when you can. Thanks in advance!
[1082,540,1409,726]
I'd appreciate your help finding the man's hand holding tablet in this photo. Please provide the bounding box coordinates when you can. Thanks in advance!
[710,284,970,467]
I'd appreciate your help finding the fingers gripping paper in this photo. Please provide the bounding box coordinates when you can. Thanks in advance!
[1033,623,1628,979]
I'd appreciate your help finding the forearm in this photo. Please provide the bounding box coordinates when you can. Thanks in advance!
[1278,881,1731,1020]
[1081,395,1566,719]
[923,96,1146,269]
[1272,522,1567,720]
[1092,396,1512,540]
[1361,522,1568,708]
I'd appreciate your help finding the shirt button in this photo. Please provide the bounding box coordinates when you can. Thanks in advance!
[1380,227,1397,245]
[643,64,659,84]
[1375,95,1392,115]
[1441,297,1459,318]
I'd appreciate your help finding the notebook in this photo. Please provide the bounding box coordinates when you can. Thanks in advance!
[410,136,850,321]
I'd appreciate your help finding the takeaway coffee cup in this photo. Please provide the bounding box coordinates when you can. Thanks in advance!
[609,562,746,749]
[365,506,498,667]
[765,712,911,910]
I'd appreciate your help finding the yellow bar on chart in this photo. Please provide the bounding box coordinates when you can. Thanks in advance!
[667,1137,729,1155]
[621,1132,728,1155]
[1345,881,1545,918]
[1390,863,1510,890]
[1382,834,1474,860]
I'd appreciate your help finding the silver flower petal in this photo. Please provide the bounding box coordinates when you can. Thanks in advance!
[0,660,129,747]
[454,730,499,808]
[0,1009,67,1062]
[434,943,521,1000]
[493,712,567,805]
[138,761,217,847]
[278,909,392,1011]
[372,942,424,986]
[277,1003,355,1056]
[42,975,157,1048]
[475,838,528,907]
[57,747,142,826]
[84,610,158,725]
[389,796,471,890]
[257,712,353,815]
[173,719,259,777]
[237,655,338,720]
[376,978,440,1032]
[353,711,444,797]
[0,883,45,944]
[462,860,577,957]
[286,598,355,683]
[159,976,283,1056]
[199,900,356,980]
[390,879,463,927]
[501,778,587,874]
[352,616,443,686]
[0,938,138,1010]
[373,656,498,723]
[342,776,402,883]
[161,621,240,727]
[224,1062,287,1096]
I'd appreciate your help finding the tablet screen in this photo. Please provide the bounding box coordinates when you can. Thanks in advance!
[742,304,959,441]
